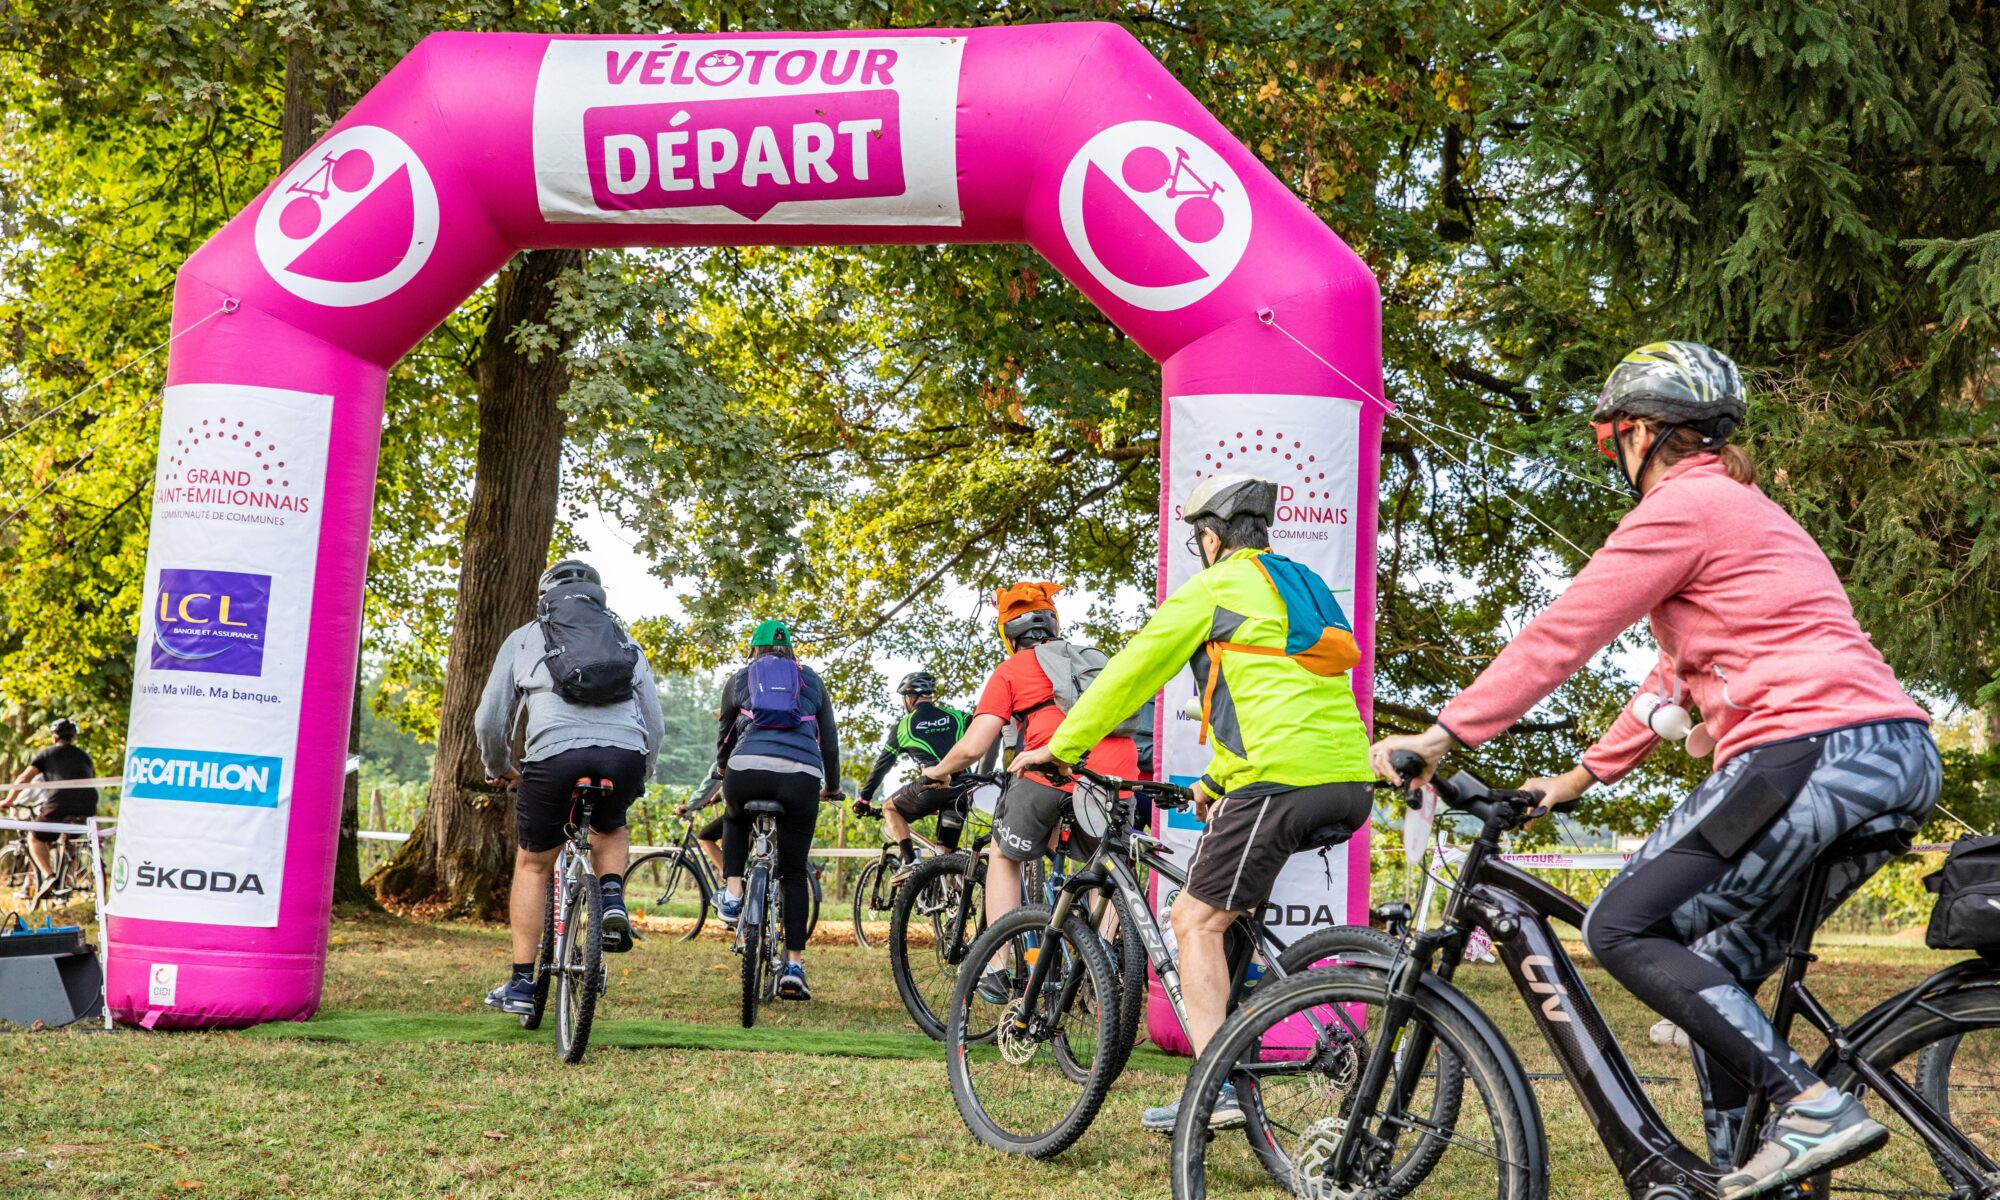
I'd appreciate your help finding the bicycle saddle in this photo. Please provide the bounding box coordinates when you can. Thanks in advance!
[1824,814,1919,864]
[743,799,786,815]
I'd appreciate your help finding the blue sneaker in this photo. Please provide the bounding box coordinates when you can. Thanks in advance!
[484,975,535,1015]
[600,881,632,953]
[718,892,743,927]
[1142,1082,1244,1133]
[777,962,812,1001]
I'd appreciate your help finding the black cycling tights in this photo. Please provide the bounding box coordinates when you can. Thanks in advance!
[721,769,820,954]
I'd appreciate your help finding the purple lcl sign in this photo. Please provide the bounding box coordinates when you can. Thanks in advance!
[152,568,272,677]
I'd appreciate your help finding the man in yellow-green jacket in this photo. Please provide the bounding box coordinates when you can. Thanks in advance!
[1009,471,1374,1133]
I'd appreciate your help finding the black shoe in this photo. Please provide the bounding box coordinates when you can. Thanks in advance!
[601,882,633,953]
[484,975,535,1015]
[976,967,1013,1005]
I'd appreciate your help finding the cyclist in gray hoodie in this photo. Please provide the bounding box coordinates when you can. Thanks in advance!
[477,559,664,1015]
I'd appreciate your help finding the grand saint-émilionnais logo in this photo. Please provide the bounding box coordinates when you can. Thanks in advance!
[151,568,272,677]
[584,44,907,220]
[1179,425,1351,542]
[125,747,283,808]
[153,414,311,527]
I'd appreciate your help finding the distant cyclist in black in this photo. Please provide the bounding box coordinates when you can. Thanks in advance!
[10,719,97,878]
[855,670,972,885]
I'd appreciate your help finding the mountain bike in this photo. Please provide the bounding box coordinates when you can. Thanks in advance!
[624,804,821,944]
[850,782,979,949]
[0,802,96,912]
[518,777,612,1064]
[889,774,1142,1043]
[1169,749,2000,1199]
[944,764,1398,1160]
[735,793,827,1028]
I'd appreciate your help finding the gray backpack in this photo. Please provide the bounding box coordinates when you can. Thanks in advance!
[1027,639,1152,740]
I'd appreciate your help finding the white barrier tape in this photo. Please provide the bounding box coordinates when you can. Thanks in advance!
[1438,843,1955,872]
[0,817,111,836]
[354,829,888,860]
[2,755,362,794]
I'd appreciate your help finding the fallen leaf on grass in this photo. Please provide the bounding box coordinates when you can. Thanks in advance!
[451,1103,479,1111]
[143,1063,162,1075]
[481,1131,509,1141]
[173,1181,203,1189]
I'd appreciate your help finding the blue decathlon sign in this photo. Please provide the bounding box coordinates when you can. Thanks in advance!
[125,747,283,808]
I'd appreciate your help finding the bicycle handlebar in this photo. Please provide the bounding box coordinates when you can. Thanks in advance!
[1065,763,1194,809]
[1386,749,1560,830]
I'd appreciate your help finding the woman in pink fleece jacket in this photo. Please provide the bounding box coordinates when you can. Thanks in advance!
[1372,342,1941,1199]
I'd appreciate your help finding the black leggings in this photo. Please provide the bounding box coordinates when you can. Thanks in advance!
[721,769,820,953]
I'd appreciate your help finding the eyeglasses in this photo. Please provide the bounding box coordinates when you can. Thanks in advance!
[1594,420,1623,460]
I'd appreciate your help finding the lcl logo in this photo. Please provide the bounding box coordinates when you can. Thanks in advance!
[1522,954,1572,1024]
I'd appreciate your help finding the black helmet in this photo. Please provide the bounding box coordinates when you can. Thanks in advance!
[1183,471,1279,525]
[51,718,77,740]
[538,559,600,595]
[1592,341,1746,444]
[1001,609,1060,649]
[897,670,937,698]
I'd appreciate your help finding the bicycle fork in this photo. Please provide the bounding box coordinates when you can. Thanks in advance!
[1012,865,1119,1036]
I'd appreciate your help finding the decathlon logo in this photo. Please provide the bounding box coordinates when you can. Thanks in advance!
[125,747,283,808]
[1058,121,1253,312]
[253,125,440,307]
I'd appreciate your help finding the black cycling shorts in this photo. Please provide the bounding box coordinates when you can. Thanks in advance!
[515,746,648,852]
[885,780,967,824]
[31,797,95,844]
[697,812,725,844]
[1183,782,1371,913]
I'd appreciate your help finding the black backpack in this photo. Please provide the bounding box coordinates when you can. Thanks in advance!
[536,585,639,706]
[1924,836,2000,955]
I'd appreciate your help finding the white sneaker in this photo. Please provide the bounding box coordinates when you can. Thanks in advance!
[1649,1018,1690,1048]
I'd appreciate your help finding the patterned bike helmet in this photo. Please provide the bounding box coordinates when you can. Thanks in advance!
[1592,341,1746,445]
[1183,471,1279,525]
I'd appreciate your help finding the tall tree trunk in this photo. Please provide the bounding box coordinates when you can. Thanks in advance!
[282,39,378,909]
[371,249,582,917]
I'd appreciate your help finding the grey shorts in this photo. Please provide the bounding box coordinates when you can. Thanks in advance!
[990,776,1074,862]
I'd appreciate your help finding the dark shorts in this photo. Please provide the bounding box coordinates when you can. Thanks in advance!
[515,746,648,853]
[697,813,725,843]
[885,780,968,824]
[1184,782,1372,913]
[31,797,95,844]
[991,776,1079,862]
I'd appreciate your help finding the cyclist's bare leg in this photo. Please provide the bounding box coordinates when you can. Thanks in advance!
[883,797,913,845]
[984,841,1023,969]
[1170,893,1241,1057]
[588,826,629,879]
[27,833,55,877]
[697,835,724,877]
[509,846,561,962]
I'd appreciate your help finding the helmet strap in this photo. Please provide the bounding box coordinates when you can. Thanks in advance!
[1613,420,1679,498]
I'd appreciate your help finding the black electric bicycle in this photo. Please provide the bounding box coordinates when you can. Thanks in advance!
[945,764,1403,1161]
[1170,750,2000,1199]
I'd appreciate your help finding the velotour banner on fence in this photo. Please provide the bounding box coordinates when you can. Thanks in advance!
[1148,391,1371,1050]
[108,383,332,928]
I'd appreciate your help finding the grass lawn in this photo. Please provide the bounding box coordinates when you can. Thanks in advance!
[0,907,1959,1199]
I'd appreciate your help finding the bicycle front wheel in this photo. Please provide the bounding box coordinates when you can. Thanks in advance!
[805,864,823,940]
[554,867,605,1064]
[852,857,890,949]
[624,848,710,942]
[1171,964,1540,1200]
[890,852,985,1041]
[945,904,1120,1159]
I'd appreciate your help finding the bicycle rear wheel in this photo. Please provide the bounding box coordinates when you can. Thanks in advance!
[521,882,556,1031]
[945,904,1120,1159]
[740,866,769,1028]
[1171,964,1539,1200]
[623,848,709,942]
[1809,979,2000,1197]
[889,851,985,1041]
[852,857,890,948]
[554,865,605,1064]
[806,864,823,939]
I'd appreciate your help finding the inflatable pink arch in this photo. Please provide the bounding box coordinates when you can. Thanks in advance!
[107,24,1381,1028]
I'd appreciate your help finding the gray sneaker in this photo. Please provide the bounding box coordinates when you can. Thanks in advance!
[975,967,1013,1005]
[1141,1082,1244,1133]
[1718,1092,1887,1199]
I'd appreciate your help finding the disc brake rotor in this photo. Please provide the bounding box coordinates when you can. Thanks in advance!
[1292,1116,1371,1200]
[997,998,1042,1066]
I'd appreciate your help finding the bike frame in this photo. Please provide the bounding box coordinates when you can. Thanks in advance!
[1345,801,2000,1198]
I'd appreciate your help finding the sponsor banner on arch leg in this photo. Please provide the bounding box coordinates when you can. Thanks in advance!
[531,36,964,226]
[109,383,333,927]
[1157,392,1365,940]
